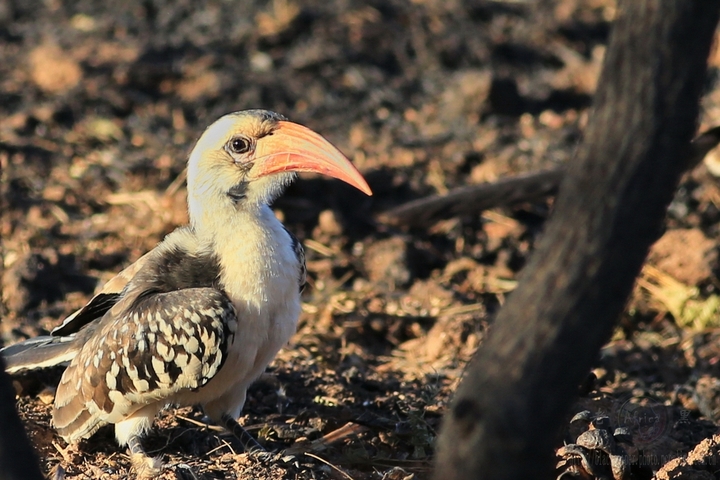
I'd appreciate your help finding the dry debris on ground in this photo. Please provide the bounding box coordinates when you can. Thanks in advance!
[3,0,720,478]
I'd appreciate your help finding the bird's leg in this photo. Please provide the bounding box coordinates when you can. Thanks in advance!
[127,434,163,479]
[128,434,145,456]
[175,464,202,480]
[220,414,266,453]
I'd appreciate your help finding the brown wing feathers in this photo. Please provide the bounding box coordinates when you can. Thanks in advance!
[54,288,237,442]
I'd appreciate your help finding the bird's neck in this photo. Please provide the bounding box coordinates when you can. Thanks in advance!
[195,203,299,315]
[191,197,265,239]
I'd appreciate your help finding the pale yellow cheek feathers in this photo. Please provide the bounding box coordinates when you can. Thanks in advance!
[187,136,297,230]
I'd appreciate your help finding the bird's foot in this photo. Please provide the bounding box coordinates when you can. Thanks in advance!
[221,414,265,453]
[247,449,276,463]
[128,435,163,479]
[130,453,163,479]
[174,463,201,480]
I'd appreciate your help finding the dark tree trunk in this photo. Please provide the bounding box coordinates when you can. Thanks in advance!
[0,356,44,480]
[433,1,720,479]
[0,117,44,480]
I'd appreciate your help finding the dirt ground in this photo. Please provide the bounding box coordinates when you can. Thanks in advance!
[3,0,720,479]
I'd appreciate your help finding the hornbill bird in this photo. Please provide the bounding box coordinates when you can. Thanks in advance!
[1,109,372,474]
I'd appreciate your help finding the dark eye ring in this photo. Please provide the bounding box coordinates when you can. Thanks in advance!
[228,136,251,154]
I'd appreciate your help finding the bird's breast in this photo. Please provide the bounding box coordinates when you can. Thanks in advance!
[211,210,302,390]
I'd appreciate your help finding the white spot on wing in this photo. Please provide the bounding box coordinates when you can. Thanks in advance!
[185,337,199,354]
[106,371,117,390]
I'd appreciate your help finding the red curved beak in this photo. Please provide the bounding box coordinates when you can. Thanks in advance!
[253,121,372,196]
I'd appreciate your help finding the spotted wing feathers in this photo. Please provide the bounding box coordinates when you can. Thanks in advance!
[53,287,237,442]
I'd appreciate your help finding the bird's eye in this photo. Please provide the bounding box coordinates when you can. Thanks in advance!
[228,137,251,154]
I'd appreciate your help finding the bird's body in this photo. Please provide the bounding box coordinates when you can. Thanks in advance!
[51,217,302,446]
[2,109,371,471]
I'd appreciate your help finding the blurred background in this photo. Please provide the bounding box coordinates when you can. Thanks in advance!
[2,0,720,478]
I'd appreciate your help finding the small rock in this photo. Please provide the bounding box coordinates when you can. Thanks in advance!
[316,209,343,237]
[363,237,411,289]
[37,386,56,405]
[648,229,716,286]
[29,44,82,93]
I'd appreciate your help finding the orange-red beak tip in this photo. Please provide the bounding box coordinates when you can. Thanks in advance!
[351,177,373,197]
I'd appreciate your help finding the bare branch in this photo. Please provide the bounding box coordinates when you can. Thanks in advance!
[378,126,720,228]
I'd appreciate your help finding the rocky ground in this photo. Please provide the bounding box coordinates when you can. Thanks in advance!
[3,0,720,479]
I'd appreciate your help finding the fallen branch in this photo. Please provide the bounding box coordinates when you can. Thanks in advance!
[378,126,720,228]
[377,168,564,227]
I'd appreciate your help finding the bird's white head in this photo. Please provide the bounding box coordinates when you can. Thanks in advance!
[186,109,372,231]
